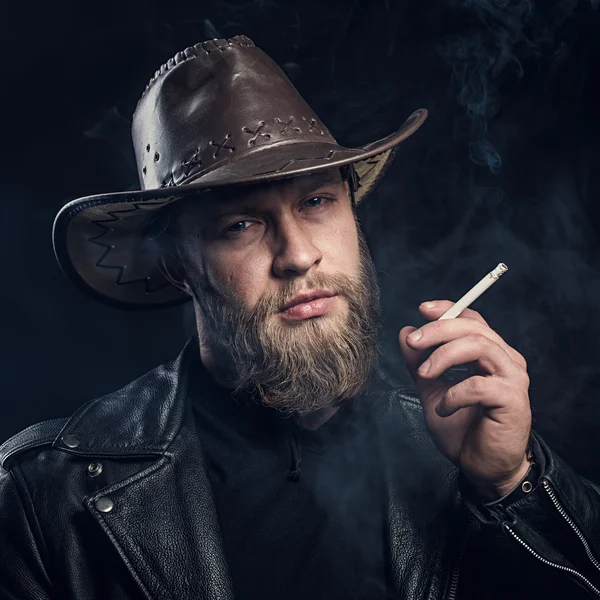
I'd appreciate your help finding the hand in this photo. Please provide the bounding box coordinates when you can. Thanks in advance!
[398,300,532,500]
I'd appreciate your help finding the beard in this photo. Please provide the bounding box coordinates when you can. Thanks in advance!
[186,224,382,416]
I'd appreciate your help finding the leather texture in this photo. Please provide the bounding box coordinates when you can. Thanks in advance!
[0,418,67,468]
[2,340,600,599]
[51,35,427,310]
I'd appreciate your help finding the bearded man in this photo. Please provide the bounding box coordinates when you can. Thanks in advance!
[1,35,600,600]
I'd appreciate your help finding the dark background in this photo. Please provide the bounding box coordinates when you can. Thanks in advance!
[1,0,599,481]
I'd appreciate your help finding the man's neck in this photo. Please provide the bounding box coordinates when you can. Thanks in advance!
[198,340,236,390]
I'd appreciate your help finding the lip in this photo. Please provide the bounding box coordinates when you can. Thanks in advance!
[279,295,339,321]
[280,290,337,312]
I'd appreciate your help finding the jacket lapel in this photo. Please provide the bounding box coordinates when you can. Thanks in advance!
[84,429,234,600]
[53,340,235,600]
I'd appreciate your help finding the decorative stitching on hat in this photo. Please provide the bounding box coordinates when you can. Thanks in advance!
[181,148,202,177]
[139,36,255,105]
[152,114,338,188]
[87,200,173,293]
[301,117,324,135]
[161,173,176,188]
[275,117,301,134]
[210,134,235,158]
[242,121,271,146]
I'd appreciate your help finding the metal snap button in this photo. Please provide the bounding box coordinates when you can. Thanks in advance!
[521,481,533,493]
[61,434,80,449]
[87,462,103,477]
[95,497,114,513]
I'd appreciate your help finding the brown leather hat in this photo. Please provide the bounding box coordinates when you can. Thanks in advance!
[53,35,427,309]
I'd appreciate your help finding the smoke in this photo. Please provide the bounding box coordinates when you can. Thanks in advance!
[437,0,591,173]
[204,18,222,39]
[360,0,600,467]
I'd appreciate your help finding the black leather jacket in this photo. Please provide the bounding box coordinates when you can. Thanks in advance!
[2,340,600,599]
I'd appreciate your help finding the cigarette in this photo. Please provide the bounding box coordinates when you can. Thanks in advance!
[438,263,508,321]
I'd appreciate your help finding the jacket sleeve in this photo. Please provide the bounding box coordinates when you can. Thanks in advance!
[0,467,52,600]
[462,432,600,595]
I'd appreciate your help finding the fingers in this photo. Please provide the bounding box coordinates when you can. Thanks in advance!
[437,376,531,418]
[416,334,526,381]
[419,300,489,327]
[413,301,528,372]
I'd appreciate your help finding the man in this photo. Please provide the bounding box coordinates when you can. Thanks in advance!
[1,35,600,600]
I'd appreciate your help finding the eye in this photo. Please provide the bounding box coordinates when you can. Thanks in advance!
[303,196,331,209]
[225,220,253,234]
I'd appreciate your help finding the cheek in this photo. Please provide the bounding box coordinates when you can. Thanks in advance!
[177,235,265,308]
[205,250,272,306]
[320,219,360,273]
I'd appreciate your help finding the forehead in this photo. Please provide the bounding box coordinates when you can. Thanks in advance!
[179,168,345,218]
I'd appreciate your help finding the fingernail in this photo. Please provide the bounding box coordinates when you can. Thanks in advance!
[418,359,431,375]
[408,329,422,342]
[421,301,436,308]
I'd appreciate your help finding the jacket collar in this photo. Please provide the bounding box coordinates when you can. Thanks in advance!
[53,338,197,457]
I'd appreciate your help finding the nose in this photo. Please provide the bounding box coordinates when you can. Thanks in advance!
[272,216,322,278]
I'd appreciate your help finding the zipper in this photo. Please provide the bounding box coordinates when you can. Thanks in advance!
[541,478,600,573]
[503,524,600,597]
[446,515,473,600]
[501,476,600,597]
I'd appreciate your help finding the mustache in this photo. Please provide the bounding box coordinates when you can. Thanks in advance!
[210,272,350,320]
[272,277,344,315]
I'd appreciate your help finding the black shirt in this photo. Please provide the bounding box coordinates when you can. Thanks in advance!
[190,364,394,599]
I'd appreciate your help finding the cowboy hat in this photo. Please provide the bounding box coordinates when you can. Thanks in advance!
[52,35,427,309]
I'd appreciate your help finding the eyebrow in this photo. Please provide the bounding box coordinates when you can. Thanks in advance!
[292,170,345,197]
[212,170,345,218]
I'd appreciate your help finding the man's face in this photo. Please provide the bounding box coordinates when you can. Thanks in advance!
[170,167,381,415]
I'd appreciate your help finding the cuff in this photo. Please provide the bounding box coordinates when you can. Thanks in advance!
[484,439,544,509]
[459,433,548,524]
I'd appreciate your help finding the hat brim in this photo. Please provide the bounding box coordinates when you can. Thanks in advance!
[53,108,427,309]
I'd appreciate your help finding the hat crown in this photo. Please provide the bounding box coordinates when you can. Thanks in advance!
[132,36,334,190]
